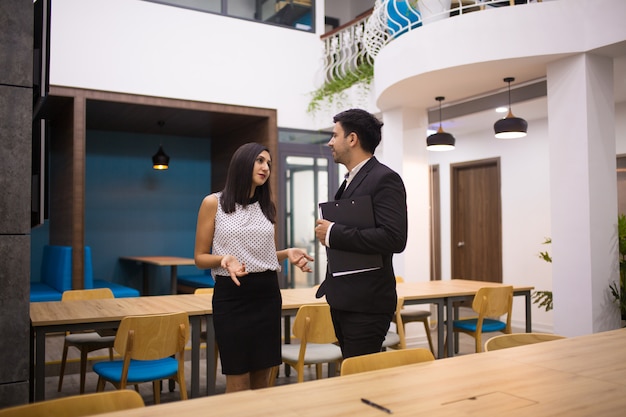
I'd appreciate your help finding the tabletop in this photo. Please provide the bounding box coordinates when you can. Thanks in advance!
[30,294,211,327]
[119,256,196,267]
[91,328,626,417]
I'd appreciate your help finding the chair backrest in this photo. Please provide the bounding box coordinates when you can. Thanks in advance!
[0,390,144,417]
[484,332,566,352]
[472,286,513,318]
[292,304,337,345]
[194,288,214,295]
[114,312,190,360]
[61,287,114,301]
[340,348,435,376]
[393,297,407,349]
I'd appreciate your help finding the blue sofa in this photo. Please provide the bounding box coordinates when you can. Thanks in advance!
[177,269,215,294]
[30,245,139,302]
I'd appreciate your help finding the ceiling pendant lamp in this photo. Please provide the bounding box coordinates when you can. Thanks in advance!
[152,120,169,170]
[427,96,455,151]
[152,145,169,170]
[494,77,528,139]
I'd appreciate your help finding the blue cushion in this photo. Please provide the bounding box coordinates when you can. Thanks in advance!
[84,246,139,298]
[93,279,140,298]
[29,282,62,302]
[453,318,507,333]
[177,273,215,289]
[93,358,179,383]
[40,245,73,293]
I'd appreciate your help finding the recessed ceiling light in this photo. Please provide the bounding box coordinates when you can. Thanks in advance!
[495,107,508,113]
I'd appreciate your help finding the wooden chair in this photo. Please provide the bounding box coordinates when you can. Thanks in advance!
[194,288,218,379]
[0,390,144,417]
[340,347,435,376]
[382,296,408,350]
[268,304,343,385]
[58,288,116,394]
[393,277,435,354]
[446,286,513,353]
[484,332,566,352]
[92,311,190,404]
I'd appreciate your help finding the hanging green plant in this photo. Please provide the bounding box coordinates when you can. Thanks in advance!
[307,61,374,115]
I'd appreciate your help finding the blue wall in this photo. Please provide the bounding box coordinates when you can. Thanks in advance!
[31,130,212,294]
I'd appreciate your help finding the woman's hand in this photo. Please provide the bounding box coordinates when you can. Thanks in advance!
[221,254,247,286]
[287,248,314,273]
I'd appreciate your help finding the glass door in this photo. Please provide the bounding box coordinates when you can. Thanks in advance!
[278,142,338,288]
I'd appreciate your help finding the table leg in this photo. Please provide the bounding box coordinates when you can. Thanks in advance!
[205,315,216,396]
[523,290,532,332]
[29,325,35,402]
[445,297,455,357]
[435,301,445,359]
[170,266,178,295]
[34,327,46,401]
[142,264,150,295]
[190,315,201,398]
[283,316,291,377]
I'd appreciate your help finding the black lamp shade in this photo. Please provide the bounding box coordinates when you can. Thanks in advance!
[494,114,528,139]
[427,127,455,151]
[152,145,169,170]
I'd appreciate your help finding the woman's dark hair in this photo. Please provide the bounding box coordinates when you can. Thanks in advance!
[221,142,276,223]
[333,108,383,154]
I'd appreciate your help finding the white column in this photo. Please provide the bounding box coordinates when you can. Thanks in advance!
[378,107,431,282]
[547,52,621,335]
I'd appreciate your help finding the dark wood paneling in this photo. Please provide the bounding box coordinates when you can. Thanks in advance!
[45,86,278,289]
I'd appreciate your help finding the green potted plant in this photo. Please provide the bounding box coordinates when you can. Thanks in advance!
[609,214,626,320]
[532,237,553,312]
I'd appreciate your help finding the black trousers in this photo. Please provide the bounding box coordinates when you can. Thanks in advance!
[330,308,393,358]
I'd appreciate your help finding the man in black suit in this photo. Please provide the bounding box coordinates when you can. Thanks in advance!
[315,108,408,358]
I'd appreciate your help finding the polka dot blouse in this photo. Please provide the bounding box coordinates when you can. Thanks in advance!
[211,192,280,278]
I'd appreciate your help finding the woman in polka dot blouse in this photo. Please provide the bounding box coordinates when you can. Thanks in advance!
[194,142,314,393]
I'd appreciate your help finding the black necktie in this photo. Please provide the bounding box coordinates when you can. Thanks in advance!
[335,173,349,199]
[335,180,347,199]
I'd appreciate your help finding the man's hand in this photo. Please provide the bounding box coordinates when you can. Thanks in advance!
[315,219,332,247]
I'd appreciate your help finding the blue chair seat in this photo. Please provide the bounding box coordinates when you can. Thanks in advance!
[92,358,178,383]
[453,318,507,333]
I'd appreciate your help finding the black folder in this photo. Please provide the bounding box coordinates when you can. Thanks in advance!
[319,195,383,276]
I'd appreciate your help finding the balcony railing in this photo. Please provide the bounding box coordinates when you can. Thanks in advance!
[312,0,544,113]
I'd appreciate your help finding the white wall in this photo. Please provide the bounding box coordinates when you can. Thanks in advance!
[50,0,326,130]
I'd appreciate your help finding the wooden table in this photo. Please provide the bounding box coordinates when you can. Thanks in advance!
[29,294,211,402]
[92,328,626,416]
[201,280,533,395]
[119,256,195,295]
[396,279,534,358]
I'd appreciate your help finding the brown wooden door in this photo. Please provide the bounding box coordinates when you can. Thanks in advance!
[617,156,626,216]
[451,158,502,283]
[430,165,441,281]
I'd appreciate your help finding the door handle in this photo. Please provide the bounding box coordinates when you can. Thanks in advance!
[457,241,465,247]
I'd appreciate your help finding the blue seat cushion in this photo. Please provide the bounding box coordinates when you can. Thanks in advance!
[93,279,140,298]
[177,274,215,288]
[30,282,62,302]
[453,318,506,333]
[93,358,179,383]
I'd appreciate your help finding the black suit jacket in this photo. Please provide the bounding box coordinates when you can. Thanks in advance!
[316,157,408,314]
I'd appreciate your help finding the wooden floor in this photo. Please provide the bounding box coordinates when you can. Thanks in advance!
[42,325,494,406]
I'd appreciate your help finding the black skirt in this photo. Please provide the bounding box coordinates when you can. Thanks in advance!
[212,270,282,375]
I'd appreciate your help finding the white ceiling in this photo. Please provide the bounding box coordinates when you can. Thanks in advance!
[432,54,626,136]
